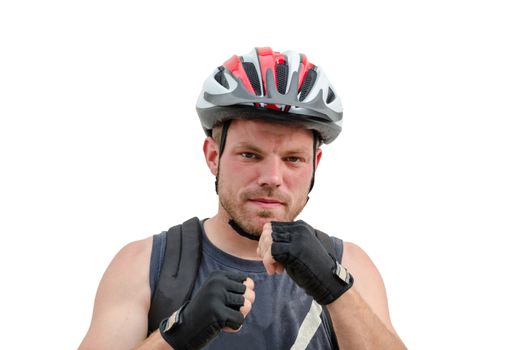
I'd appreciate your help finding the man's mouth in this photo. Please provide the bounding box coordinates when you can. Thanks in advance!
[248,198,285,208]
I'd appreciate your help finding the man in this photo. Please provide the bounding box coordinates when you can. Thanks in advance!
[79,47,406,349]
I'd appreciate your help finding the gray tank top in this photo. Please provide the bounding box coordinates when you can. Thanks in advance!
[150,223,343,350]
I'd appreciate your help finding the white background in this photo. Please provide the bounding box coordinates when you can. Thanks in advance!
[1,1,527,349]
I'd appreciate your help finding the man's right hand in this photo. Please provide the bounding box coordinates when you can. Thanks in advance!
[159,270,254,350]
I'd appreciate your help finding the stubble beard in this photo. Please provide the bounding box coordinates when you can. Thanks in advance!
[217,176,308,238]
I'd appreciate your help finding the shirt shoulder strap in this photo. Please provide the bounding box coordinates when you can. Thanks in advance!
[315,229,338,259]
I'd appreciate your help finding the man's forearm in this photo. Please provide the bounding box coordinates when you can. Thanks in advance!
[326,288,407,350]
[134,330,172,350]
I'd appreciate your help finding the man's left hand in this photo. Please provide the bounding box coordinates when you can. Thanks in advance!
[257,220,353,305]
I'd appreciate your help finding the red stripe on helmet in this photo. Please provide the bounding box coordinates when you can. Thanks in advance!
[275,54,285,65]
[297,54,314,92]
[265,103,281,110]
[223,55,256,95]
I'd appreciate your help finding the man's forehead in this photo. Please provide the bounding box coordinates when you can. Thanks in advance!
[229,119,313,140]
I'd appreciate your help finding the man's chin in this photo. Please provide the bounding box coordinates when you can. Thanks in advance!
[252,213,289,230]
[237,216,274,236]
[231,209,291,236]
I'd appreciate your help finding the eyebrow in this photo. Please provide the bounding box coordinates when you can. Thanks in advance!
[233,142,311,156]
[232,142,264,153]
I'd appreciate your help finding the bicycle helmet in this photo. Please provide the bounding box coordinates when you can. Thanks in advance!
[196,47,343,144]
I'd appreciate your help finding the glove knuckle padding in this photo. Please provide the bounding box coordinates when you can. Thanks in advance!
[225,292,245,309]
[160,270,248,350]
[225,279,247,294]
[270,220,353,305]
[223,270,247,283]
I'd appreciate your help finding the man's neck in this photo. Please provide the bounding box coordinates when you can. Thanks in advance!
[203,214,262,261]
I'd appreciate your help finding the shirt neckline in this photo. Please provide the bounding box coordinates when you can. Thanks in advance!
[200,220,267,273]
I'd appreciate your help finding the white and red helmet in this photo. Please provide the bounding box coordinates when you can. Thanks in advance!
[196,47,343,144]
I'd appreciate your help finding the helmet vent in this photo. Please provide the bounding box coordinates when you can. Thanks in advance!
[242,62,262,96]
[276,63,289,94]
[326,87,336,104]
[214,67,229,89]
[299,68,317,101]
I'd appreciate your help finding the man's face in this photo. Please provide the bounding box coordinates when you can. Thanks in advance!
[216,119,321,236]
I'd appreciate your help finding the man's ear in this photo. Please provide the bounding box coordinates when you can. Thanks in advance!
[203,137,219,176]
[314,148,323,170]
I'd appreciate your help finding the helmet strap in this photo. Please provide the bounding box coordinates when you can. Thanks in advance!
[228,219,260,241]
[308,130,319,193]
[214,120,232,194]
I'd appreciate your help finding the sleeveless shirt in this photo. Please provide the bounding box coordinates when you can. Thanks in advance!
[150,222,343,350]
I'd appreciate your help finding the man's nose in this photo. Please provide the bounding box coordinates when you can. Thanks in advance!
[257,156,283,188]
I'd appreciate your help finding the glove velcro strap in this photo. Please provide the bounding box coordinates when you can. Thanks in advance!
[160,301,189,334]
[333,260,353,286]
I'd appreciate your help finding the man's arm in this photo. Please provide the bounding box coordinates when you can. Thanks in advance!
[326,242,406,349]
[134,330,172,350]
[78,237,171,350]
[258,222,407,350]
[79,237,255,350]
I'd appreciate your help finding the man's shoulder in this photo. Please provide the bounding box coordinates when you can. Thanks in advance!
[341,241,377,273]
[102,237,153,295]
[341,240,390,308]
[115,236,153,265]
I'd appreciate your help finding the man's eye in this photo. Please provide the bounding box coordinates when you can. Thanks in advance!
[241,152,257,159]
[285,156,302,163]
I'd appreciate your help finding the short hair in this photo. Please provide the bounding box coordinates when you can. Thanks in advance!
[211,124,223,143]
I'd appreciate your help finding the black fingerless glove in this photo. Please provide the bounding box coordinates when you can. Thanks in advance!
[159,270,247,350]
[271,220,353,305]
